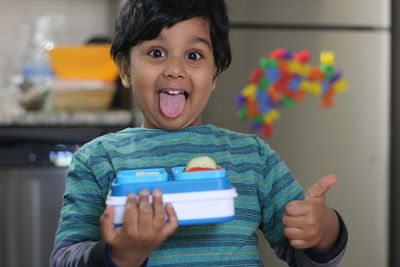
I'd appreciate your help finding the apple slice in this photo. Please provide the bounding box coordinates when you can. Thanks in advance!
[185,156,218,172]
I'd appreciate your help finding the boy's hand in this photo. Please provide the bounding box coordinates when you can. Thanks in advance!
[101,189,178,267]
[282,175,340,250]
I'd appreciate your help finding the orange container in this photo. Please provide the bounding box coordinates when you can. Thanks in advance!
[48,44,119,82]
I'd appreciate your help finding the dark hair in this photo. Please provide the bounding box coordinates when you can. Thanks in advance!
[111,0,231,75]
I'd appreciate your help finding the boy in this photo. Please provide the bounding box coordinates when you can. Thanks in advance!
[51,0,347,266]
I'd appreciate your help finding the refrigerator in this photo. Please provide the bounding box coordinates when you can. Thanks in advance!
[204,0,391,266]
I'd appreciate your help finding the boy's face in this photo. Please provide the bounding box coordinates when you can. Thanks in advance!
[120,17,217,130]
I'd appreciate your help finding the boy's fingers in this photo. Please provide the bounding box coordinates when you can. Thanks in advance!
[285,200,309,217]
[162,203,178,237]
[152,190,166,229]
[123,193,139,234]
[138,190,153,233]
[282,214,307,228]
[138,189,150,202]
[101,205,117,244]
[284,227,305,240]
[306,175,337,199]
[289,239,309,250]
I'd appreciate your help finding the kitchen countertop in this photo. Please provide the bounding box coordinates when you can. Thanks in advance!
[0,110,135,127]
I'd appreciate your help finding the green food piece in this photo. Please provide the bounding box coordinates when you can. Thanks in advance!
[185,156,217,171]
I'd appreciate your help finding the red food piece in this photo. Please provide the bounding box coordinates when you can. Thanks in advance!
[186,166,222,172]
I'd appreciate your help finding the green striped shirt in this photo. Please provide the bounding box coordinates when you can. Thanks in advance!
[54,124,304,266]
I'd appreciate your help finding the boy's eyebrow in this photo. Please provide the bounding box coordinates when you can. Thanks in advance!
[189,36,212,49]
[155,33,212,49]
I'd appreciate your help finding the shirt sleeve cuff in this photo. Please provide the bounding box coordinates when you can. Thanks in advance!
[304,210,348,263]
[105,244,119,267]
[105,244,148,267]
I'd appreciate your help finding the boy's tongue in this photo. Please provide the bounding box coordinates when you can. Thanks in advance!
[159,91,186,118]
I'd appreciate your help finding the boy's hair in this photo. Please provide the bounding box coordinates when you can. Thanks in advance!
[111,0,231,76]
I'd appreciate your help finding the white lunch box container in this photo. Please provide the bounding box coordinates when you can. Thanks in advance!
[106,167,237,226]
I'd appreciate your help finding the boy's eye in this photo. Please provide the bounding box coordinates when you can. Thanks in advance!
[149,49,166,58]
[187,51,202,60]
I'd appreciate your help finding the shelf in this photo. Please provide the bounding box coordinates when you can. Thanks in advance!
[0,110,134,127]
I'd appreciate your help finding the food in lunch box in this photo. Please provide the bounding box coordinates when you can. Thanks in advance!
[185,156,221,172]
[135,171,160,176]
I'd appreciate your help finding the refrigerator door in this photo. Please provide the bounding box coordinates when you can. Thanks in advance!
[204,29,389,267]
[0,167,67,267]
[227,0,390,27]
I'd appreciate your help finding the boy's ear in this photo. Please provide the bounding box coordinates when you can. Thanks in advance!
[115,53,131,88]
[212,67,218,90]
[211,78,217,91]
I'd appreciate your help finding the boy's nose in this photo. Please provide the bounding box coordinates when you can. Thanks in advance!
[163,57,186,79]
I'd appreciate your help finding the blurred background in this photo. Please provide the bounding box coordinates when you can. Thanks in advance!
[0,0,398,266]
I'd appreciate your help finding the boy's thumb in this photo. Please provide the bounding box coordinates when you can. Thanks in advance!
[306,175,337,199]
[101,205,117,244]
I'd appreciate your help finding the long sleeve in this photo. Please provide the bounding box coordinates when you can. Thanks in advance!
[50,240,108,267]
[50,149,112,266]
[257,140,347,266]
[273,210,348,267]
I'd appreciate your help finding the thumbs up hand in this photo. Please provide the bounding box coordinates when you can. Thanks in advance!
[282,175,340,250]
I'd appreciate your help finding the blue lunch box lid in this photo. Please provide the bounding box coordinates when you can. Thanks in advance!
[116,168,168,184]
[111,167,231,196]
[172,166,225,180]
